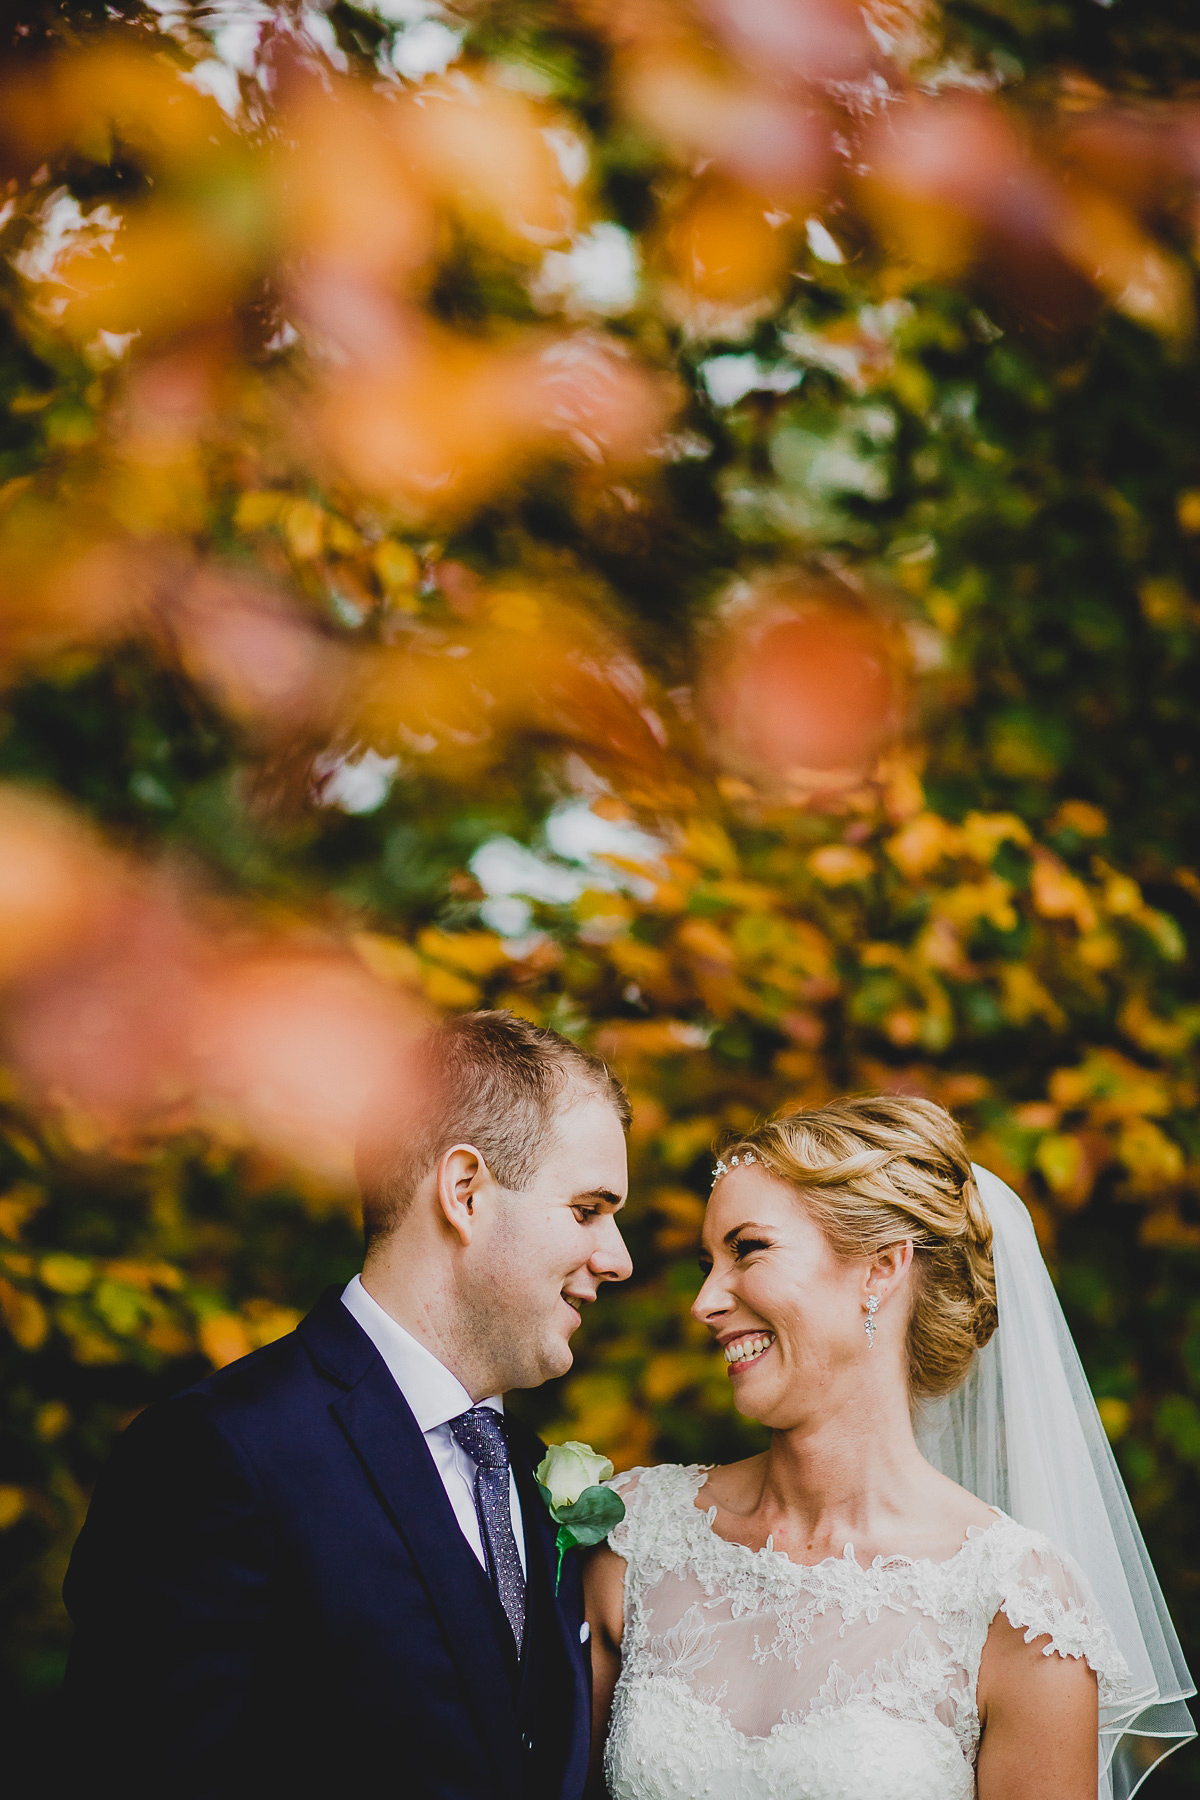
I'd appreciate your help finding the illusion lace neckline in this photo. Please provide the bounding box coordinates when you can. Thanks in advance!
[690,1468,1008,1577]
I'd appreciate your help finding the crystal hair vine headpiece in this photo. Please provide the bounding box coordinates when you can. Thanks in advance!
[711,1151,756,1187]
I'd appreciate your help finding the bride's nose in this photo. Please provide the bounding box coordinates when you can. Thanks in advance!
[691,1265,733,1327]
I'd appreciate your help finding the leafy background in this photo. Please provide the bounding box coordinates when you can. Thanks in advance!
[2,0,1200,1790]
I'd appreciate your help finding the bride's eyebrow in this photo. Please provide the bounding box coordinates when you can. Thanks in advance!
[724,1222,772,1246]
[698,1220,773,1267]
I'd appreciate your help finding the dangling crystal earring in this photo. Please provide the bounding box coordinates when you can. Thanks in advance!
[864,1294,879,1347]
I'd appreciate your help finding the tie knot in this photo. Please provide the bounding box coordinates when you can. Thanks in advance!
[448,1405,510,1474]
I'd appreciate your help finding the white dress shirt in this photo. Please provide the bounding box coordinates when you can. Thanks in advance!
[341,1274,527,1575]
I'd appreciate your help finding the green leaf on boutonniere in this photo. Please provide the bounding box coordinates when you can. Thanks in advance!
[535,1479,626,1591]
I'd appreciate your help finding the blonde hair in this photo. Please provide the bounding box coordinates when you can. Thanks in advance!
[718,1094,996,1399]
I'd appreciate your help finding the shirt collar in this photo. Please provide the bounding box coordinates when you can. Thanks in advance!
[341,1273,503,1433]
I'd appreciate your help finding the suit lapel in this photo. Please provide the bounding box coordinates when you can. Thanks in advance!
[301,1297,523,1795]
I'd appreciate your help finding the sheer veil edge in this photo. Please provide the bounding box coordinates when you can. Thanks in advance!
[915,1165,1196,1800]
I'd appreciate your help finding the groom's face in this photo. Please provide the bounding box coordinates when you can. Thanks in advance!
[467,1088,632,1390]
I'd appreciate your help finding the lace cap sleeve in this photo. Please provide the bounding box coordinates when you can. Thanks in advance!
[604,1465,653,1563]
[994,1529,1136,1715]
[603,1462,705,1569]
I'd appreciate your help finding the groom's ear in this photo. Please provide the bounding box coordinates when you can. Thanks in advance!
[436,1142,491,1246]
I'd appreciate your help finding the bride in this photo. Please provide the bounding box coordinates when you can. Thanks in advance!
[584,1095,1195,1800]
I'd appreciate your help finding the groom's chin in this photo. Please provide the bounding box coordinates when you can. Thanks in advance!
[541,1334,575,1382]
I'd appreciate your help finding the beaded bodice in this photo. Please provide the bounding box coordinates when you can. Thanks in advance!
[604,1463,1132,1800]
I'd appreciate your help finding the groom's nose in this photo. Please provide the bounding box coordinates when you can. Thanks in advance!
[590,1213,633,1284]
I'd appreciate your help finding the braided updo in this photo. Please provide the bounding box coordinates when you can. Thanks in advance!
[718,1094,997,1400]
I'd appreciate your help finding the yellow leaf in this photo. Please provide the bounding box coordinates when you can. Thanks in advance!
[324,515,360,556]
[1118,1118,1184,1188]
[1177,490,1200,534]
[679,819,738,874]
[934,875,1016,932]
[1077,929,1120,969]
[958,812,1030,862]
[373,539,420,600]
[1049,800,1108,837]
[199,1314,253,1370]
[352,931,423,988]
[234,490,287,531]
[242,1300,302,1348]
[421,964,481,1010]
[0,1183,44,1241]
[675,917,737,967]
[642,1351,711,1404]
[1030,852,1096,931]
[1049,1049,1171,1120]
[39,1253,93,1295]
[417,928,510,977]
[34,1400,70,1440]
[1034,1132,1084,1194]
[809,844,874,886]
[0,1487,24,1530]
[998,965,1064,1029]
[651,1187,705,1254]
[489,589,543,633]
[1136,907,1185,962]
[608,937,670,986]
[886,812,957,878]
[658,1117,718,1169]
[1096,1397,1130,1441]
[1102,873,1142,916]
[0,1279,48,1350]
[283,498,325,560]
[1119,994,1200,1057]
[143,1319,195,1358]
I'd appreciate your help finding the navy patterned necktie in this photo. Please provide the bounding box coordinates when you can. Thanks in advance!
[448,1406,527,1650]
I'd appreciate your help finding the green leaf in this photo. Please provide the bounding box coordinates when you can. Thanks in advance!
[546,1483,625,1542]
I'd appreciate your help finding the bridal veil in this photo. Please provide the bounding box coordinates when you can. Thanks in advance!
[916,1165,1196,1799]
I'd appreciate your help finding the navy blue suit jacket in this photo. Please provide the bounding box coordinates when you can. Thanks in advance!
[62,1287,592,1800]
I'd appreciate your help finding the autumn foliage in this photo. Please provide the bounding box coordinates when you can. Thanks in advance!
[1,0,1200,1775]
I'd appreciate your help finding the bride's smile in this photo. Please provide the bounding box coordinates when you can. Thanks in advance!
[720,1329,775,1371]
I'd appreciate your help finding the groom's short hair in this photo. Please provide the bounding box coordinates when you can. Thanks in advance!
[355,1009,630,1246]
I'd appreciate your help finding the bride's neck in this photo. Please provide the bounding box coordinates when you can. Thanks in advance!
[758,1386,930,1540]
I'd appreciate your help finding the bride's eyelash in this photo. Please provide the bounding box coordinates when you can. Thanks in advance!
[732,1236,770,1260]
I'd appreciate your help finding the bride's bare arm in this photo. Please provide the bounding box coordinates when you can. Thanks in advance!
[583,1540,626,1797]
[975,1612,1099,1800]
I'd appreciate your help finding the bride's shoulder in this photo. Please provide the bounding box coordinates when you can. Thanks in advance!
[965,1508,1089,1588]
[609,1460,709,1508]
[604,1461,709,1559]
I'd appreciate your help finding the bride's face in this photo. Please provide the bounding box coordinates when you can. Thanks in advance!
[693,1166,871,1428]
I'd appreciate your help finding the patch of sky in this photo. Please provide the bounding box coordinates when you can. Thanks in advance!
[12,191,122,288]
[770,411,893,502]
[184,58,244,117]
[391,16,464,80]
[543,128,589,189]
[804,218,844,264]
[700,353,803,408]
[315,746,400,814]
[532,222,638,316]
[471,801,664,936]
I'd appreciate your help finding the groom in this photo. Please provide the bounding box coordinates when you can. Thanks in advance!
[62,1010,633,1799]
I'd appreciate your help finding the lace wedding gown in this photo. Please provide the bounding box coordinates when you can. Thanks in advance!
[604,1464,1134,1800]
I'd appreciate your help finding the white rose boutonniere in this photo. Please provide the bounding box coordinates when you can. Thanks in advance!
[535,1440,626,1591]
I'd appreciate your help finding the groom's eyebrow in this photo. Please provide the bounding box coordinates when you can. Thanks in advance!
[574,1187,625,1210]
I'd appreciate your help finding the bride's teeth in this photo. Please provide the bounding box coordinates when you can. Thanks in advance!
[723,1332,775,1365]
